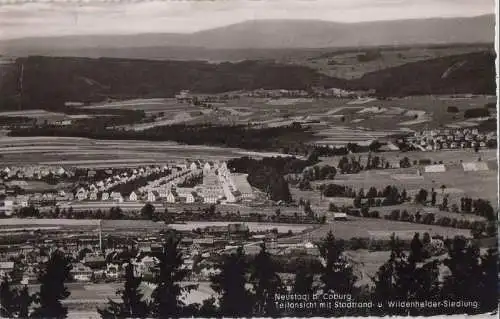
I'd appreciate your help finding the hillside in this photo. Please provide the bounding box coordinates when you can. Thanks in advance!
[0,15,494,57]
[0,56,348,111]
[0,50,495,112]
[352,51,497,96]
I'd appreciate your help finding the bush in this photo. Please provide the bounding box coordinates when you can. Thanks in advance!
[418,159,432,165]
[361,207,370,217]
[464,108,490,118]
[370,211,380,219]
[348,237,370,250]
[400,210,410,222]
[447,106,459,113]
[422,213,435,225]
[390,209,401,221]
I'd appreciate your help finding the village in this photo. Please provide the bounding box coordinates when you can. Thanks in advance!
[0,160,256,215]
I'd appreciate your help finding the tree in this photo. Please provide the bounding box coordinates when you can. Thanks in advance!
[140,203,155,220]
[150,233,197,318]
[441,237,497,314]
[31,250,71,319]
[399,157,411,168]
[317,231,357,295]
[293,260,314,295]
[372,233,441,316]
[211,247,254,317]
[415,189,428,204]
[250,244,283,316]
[77,247,92,261]
[16,285,33,318]
[430,190,437,206]
[409,233,423,263]
[369,140,382,152]
[441,195,449,211]
[98,261,148,318]
[292,259,315,316]
[1,275,16,318]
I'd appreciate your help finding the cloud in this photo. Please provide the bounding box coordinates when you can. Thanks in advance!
[0,0,495,39]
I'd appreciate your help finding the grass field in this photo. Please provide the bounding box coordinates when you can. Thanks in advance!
[285,45,492,79]
[0,136,288,167]
[282,217,472,242]
[73,95,497,140]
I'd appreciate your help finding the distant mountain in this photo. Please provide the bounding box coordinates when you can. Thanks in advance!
[353,51,496,96]
[0,15,494,57]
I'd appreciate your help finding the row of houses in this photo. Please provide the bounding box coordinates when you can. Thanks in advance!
[1,166,71,180]
[406,128,496,151]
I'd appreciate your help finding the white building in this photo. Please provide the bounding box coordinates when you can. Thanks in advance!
[147,191,157,202]
[185,193,195,204]
[71,263,93,282]
[129,191,138,202]
[89,192,98,201]
[166,191,177,203]
[101,192,109,201]
[189,162,198,171]
[110,192,124,203]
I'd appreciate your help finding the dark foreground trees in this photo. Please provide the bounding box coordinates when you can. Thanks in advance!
[210,247,254,317]
[97,230,495,317]
[150,234,198,318]
[31,250,72,319]
[98,261,148,318]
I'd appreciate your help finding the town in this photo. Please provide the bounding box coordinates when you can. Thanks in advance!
[0,3,497,317]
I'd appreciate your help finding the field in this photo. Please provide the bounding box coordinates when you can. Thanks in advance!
[0,136,289,168]
[0,109,95,121]
[169,222,313,234]
[282,217,472,242]
[285,45,492,79]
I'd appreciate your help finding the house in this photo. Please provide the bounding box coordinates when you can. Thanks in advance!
[158,187,169,198]
[71,263,93,282]
[0,261,14,278]
[133,256,159,277]
[189,162,198,171]
[203,193,218,204]
[166,191,177,203]
[333,212,348,221]
[0,200,14,216]
[89,192,98,201]
[101,192,110,201]
[15,195,29,208]
[105,263,121,280]
[110,192,123,203]
[129,191,138,202]
[185,193,195,204]
[203,162,212,172]
[147,191,157,203]
[228,223,249,234]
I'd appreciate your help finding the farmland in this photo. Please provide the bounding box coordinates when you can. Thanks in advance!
[281,217,472,242]
[0,136,290,167]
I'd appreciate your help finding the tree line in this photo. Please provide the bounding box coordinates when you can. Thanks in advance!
[227,155,319,202]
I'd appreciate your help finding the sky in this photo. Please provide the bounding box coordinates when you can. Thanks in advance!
[0,0,496,40]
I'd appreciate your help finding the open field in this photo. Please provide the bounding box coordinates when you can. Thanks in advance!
[0,218,169,233]
[0,110,94,121]
[0,136,294,167]
[169,222,313,233]
[285,45,492,79]
[70,95,497,143]
[282,217,472,242]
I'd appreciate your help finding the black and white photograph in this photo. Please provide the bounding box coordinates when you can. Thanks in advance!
[0,0,498,318]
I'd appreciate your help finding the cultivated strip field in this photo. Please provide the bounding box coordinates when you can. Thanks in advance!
[0,136,292,167]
